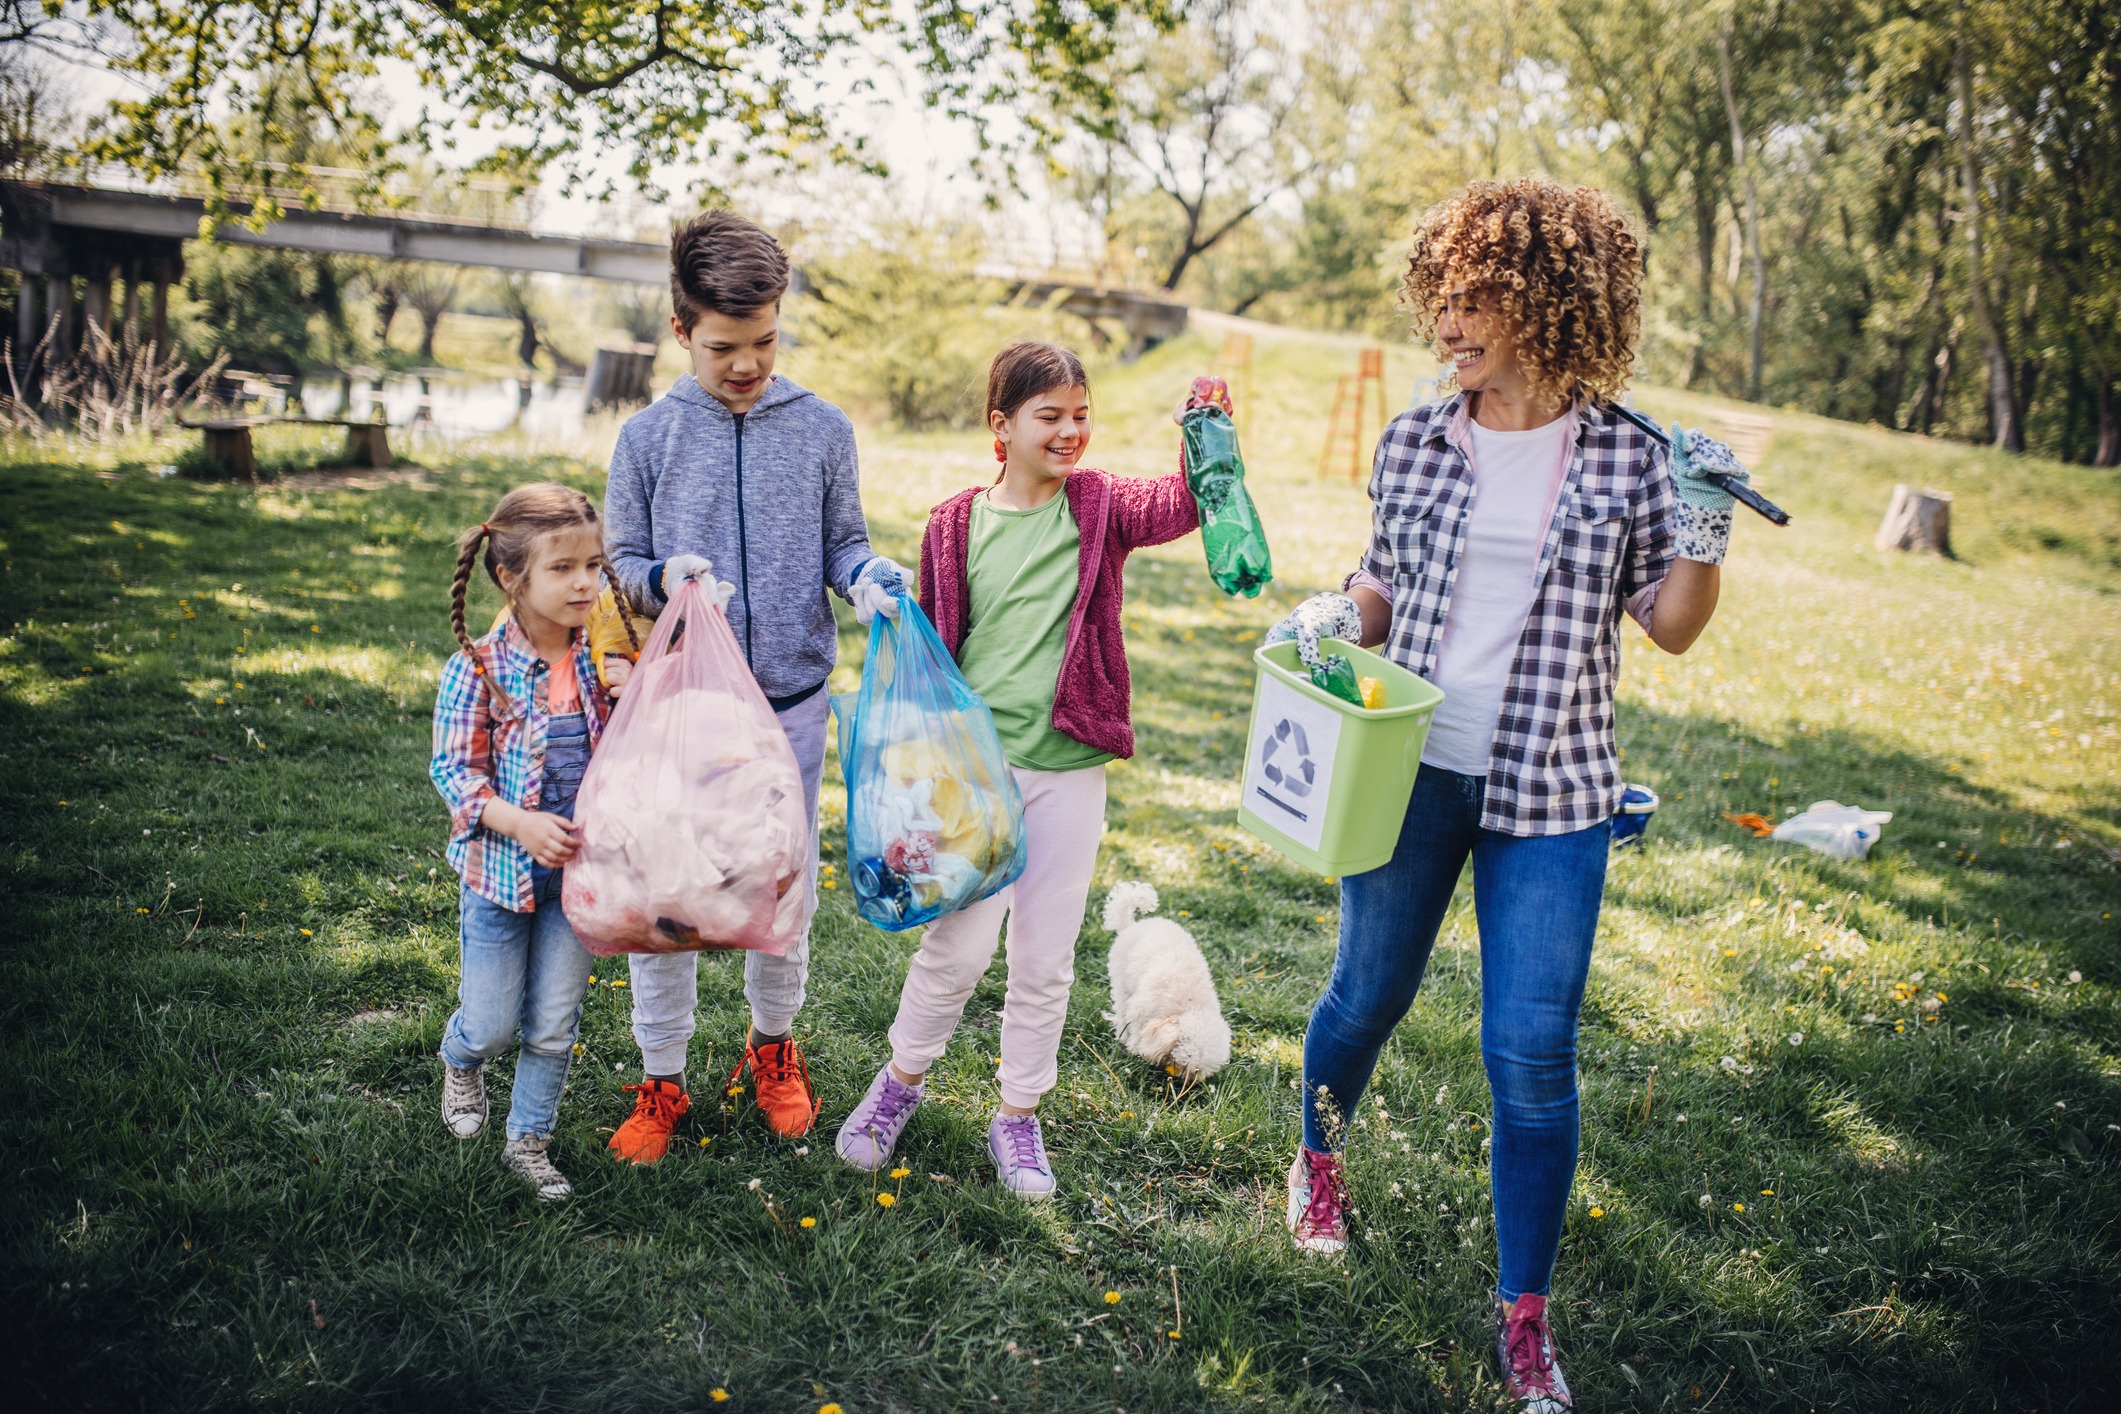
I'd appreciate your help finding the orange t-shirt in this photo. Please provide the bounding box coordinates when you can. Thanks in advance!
[545,656,580,713]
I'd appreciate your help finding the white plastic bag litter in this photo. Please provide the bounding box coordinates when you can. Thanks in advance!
[1772,800,1893,861]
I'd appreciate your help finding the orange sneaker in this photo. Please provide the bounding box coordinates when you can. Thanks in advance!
[608,1079,690,1165]
[729,1038,819,1138]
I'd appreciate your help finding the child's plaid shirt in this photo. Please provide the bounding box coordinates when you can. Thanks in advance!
[430,617,610,912]
[1353,394,1676,837]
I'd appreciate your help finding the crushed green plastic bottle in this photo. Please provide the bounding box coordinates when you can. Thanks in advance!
[1310,653,1364,707]
[1180,405,1274,598]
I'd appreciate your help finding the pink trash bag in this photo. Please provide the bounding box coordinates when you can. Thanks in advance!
[562,578,811,956]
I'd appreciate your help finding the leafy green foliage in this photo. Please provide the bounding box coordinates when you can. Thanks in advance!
[57,0,1175,206]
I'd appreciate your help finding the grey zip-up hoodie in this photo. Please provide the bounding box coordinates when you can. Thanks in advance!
[604,373,876,700]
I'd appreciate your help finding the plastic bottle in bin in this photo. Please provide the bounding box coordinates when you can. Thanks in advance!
[1179,377,1274,598]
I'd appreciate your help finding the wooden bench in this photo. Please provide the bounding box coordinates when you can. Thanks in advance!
[184,416,393,479]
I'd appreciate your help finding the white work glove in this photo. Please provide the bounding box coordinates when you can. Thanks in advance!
[1668,423,1744,565]
[850,556,911,627]
[1264,592,1363,671]
[660,554,714,600]
[660,555,736,612]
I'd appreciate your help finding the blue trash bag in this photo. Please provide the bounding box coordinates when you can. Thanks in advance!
[831,593,1027,931]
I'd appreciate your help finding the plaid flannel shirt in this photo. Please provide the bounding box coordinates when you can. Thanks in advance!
[1355,393,1675,836]
[430,617,610,912]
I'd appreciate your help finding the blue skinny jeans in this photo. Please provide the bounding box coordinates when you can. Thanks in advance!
[1302,763,1607,1301]
[441,869,594,1140]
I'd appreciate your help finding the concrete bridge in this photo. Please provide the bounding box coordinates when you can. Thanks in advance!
[0,178,1188,371]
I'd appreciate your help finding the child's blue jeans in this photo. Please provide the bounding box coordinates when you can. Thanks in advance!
[441,871,594,1140]
[1302,762,1607,1302]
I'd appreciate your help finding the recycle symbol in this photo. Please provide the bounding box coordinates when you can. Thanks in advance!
[1260,718,1317,798]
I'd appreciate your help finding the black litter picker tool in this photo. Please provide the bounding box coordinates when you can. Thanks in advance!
[1605,403,1791,526]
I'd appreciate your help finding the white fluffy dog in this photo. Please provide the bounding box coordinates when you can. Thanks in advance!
[1101,882,1231,1082]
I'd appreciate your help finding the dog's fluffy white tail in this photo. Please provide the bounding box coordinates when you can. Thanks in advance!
[1102,881,1160,932]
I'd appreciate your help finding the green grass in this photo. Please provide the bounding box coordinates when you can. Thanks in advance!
[2,326,2116,1412]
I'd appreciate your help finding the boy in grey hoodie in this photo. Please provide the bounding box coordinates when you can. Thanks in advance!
[602,210,908,1155]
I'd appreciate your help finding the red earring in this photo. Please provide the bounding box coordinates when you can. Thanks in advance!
[993,438,1007,464]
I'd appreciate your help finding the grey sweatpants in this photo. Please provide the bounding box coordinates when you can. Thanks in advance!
[627,688,827,1074]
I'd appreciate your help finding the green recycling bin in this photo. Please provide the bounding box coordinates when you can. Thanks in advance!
[1237,639,1444,876]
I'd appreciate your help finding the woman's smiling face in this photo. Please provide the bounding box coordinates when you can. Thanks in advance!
[1435,282,1524,395]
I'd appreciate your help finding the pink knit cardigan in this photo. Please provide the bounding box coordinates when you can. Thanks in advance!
[917,469,1199,760]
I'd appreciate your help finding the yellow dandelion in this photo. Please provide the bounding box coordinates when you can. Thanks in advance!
[876,1193,895,1208]
[699,1137,712,1147]
[136,907,149,915]
[587,975,596,984]
[612,980,628,988]
[1169,1330,1181,1340]
[1588,1206,1605,1218]
[1761,1189,1775,1196]
[820,1405,842,1414]
[889,1167,911,1179]
[311,625,320,633]
[727,1086,743,1097]
[709,1393,729,1405]
[300,928,313,937]
[1732,1203,1745,1213]
[800,1216,816,1228]
[1104,1291,1121,1305]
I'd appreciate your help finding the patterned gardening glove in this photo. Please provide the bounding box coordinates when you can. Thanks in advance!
[1265,592,1363,671]
[1667,423,1745,565]
[850,555,910,626]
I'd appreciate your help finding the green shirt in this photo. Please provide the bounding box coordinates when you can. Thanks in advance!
[955,489,1114,772]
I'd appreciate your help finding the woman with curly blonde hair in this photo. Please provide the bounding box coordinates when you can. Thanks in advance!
[1265,178,1752,1411]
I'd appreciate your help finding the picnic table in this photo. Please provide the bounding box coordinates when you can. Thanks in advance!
[182,415,393,479]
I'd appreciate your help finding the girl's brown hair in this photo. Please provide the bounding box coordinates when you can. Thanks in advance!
[449,482,640,718]
[1399,177,1644,406]
[985,340,1088,483]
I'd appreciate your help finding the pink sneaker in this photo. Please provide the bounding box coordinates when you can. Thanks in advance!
[1495,1293,1574,1411]
[1284,1146,1348,1255]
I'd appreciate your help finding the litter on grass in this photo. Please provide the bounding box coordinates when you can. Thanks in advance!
[1772,800,1893,860]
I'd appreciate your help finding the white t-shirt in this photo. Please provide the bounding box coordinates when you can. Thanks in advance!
[1420,414,1573,775]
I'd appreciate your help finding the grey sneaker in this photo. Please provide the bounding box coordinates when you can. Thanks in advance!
[987,1112,1057,1198]
[502,1134,573,1202]
[441,1060,486,1139]
[835,1066,923,1172]
[1495,1293,1573,1411]
[1285,1147,1348,1255]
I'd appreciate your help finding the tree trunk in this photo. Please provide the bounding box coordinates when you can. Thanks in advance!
[1717,24,1765,402]
[419,310,443,361]
[1690,158,1718,389]
[516,311,539,369]
[1874,485,1954,557]
[2097,370,2119,467]
[375,293,400,349]
[1954,11,2022,451]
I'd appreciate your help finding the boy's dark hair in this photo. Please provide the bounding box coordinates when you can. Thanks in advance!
[669,211,790,329]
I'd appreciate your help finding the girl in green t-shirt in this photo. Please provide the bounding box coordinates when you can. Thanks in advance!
[833,341,1205,1196]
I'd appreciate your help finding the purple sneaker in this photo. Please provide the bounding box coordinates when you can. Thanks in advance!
[1495,1293,1574,1412]
[987,1112,1057,1198]
[835,1066,923,1172]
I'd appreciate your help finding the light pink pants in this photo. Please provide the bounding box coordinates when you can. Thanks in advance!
[887,763,1107,1110]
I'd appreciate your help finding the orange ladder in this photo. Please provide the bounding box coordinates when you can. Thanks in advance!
[1316,347,1387,481]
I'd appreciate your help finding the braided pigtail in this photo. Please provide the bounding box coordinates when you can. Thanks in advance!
[450,523,514,720]
[602,561,643,657]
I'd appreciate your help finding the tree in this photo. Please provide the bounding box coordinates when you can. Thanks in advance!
[398,264,460,361]
[24,1,1174,214]
[1069,0,1310,293]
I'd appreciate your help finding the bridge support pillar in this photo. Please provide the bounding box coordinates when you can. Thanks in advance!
[119,273,140,345]
[15,275,37,378]
[151,281,169,356]
[82,277,110,348]
[44,275,69,354]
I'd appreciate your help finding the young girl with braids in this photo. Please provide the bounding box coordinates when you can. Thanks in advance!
[429,482,640,1200]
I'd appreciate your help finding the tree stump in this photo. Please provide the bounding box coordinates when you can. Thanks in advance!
[1874,484,1953,556]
